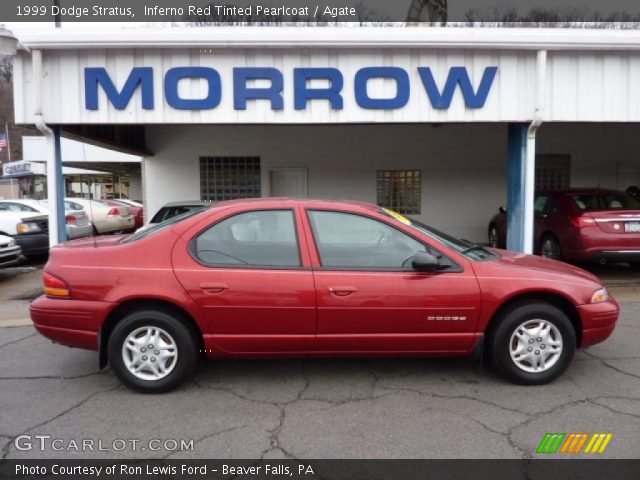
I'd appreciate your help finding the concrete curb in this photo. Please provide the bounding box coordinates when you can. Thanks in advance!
[0,318,33,328]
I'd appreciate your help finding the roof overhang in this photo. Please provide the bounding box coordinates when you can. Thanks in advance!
[14,26,640,52]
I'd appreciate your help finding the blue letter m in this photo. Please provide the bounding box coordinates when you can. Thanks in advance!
[85,67,154,110]
[418,66,498,110]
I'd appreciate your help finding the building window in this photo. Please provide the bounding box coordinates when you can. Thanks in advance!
[376,170,421,214]
[536,155,571,191]
[200,157,261,201]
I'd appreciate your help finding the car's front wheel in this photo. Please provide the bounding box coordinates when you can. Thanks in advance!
[108,309,200,393]
[488,302,576,385]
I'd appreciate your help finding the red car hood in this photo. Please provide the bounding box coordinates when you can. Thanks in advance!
[488,248,601,284]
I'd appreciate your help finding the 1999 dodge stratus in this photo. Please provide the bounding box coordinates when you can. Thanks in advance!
[31,199,618,392]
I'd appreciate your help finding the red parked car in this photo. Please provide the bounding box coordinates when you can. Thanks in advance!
[31,198,618,392]
[489,188,640,268]
[102,199,144,229]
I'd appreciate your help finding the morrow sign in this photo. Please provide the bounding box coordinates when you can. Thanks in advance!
[85,66,499,112]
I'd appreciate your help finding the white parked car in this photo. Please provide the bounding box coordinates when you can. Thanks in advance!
[0,199,93,240]
[66,198,135,234]
[0,233,23,267]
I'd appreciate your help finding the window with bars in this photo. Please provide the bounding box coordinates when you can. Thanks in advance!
[535,154,571,191]
[376,170,422,215]
[199,157,261,202]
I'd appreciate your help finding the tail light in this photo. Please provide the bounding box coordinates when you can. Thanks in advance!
[107,208,120,216]
[65,215,77,224]
[570,216,596,228]
[43,271,71,298]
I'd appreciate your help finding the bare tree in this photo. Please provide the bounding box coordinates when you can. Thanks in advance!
[464,6,640,28]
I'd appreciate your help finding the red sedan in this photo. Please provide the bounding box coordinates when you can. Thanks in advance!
[489,188,640,268]
[31,198,618,392]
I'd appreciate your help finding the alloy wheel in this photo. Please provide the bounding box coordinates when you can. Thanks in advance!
[541,238,561,260]
[122,326,178,381]
[509,319,563,373]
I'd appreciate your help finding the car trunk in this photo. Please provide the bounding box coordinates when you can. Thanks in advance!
[588,210,640,234]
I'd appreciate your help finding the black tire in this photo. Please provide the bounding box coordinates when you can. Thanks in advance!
[487,302,576,385]
[108,309,200,393]
[540,234,562,261]
[92,225,100,236]
[488,225,501,248]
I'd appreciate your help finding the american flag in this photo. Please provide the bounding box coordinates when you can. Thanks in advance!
[0,133,7,152]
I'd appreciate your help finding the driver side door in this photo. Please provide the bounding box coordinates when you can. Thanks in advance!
[304,210,482,353]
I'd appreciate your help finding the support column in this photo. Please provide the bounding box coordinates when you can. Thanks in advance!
[50,126,67,244]
[507,123,530,253]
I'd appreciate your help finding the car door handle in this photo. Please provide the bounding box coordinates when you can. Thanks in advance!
[199,283,229,294]
[328,286,358,296]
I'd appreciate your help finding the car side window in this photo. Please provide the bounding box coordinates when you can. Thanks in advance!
[193,210,301,268]
[0,202,34,212]
[307,210,430,269]
[534,196,548,214]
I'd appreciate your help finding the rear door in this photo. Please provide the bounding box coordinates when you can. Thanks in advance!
[172,205,317,353]
[302,208,482,353]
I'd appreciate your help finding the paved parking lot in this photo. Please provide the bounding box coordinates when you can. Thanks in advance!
[0,300,639,460]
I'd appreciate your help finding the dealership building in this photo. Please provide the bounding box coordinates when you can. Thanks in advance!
[5,26,640,251]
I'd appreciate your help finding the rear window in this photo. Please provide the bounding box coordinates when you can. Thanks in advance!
[571,193,640,211]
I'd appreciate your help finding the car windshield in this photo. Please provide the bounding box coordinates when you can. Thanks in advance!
[571,193,640,211]
[121,207,210,244]
[379,209,498,261]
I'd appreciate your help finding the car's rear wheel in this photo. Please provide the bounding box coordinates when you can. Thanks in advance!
[488,302,576,385]
[488,225,501,248]
[540,234,562,260]
[108,309,199,393]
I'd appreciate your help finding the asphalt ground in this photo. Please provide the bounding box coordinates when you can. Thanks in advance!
[0,262,639,459]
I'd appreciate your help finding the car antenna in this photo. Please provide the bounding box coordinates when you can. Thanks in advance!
[594,176,604,193]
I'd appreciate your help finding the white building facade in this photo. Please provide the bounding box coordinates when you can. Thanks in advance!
[9,27,640,247]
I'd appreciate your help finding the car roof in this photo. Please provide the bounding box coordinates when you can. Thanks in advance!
[539,188,625,196]
[213,197,381,212]
[162,200,213,207]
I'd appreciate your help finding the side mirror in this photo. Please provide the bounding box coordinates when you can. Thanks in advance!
[498,206,507,214]
[411,251,443,272]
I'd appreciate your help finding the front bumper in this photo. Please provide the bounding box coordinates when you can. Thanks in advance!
[13,233,49,256]
[0,246,23,267]
[577,299,619,347]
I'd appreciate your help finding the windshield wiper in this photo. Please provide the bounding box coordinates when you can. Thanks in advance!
[461,244,490,255]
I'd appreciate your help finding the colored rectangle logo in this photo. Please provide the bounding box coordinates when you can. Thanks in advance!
[537,433,613,454]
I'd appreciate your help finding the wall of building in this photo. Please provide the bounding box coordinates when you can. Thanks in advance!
[143,122,640,243]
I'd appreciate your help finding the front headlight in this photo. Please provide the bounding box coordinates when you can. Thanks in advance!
[591,288,609,304]
[7,239,16,247]
[16,222,42,234]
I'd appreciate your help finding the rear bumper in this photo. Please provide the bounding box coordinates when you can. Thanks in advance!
[67,223,93,240]
[30,295,111,351]
[14,233,49,256]
[577,299,619,347]
[589,250,640,264]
